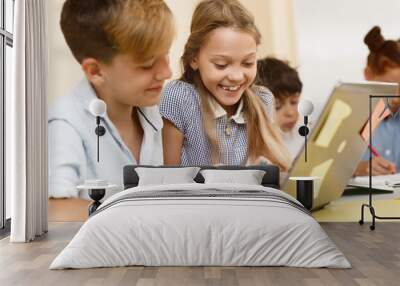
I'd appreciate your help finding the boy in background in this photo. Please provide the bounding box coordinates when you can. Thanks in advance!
[256,57,304,159]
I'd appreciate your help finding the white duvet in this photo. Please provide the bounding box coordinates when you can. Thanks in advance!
[50,183,351,269]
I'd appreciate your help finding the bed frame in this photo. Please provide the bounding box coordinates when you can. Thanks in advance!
[123,165,280,190]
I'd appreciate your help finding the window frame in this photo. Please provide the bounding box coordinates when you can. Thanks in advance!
[0,0,14,233]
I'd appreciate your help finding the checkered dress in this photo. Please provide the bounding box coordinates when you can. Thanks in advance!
[159,80,275,166]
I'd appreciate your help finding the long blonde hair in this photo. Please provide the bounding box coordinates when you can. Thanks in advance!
[181,0,291,171]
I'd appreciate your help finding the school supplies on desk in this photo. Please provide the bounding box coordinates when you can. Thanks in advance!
[348,173,400,190]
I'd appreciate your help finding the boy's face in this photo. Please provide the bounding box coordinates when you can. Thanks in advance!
[192,27,257,114]
[96,52,172,107]
[275,93,300,132]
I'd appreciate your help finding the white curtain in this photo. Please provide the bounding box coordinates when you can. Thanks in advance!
[8,0,48,242]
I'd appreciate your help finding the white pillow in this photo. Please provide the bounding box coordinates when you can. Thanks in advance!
[200,169,266,185]
[136,167,201,186]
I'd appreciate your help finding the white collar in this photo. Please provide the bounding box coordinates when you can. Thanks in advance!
[80,78,163,131]
[207,96,246,124]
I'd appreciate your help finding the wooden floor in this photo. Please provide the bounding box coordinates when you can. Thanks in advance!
[1,222,400,286]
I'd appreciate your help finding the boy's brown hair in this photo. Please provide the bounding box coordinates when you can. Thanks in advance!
[256,57,302,100]
[60,0,174,64]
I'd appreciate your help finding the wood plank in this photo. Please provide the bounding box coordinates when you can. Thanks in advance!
[1,222,400,285]
[48,198,90,222]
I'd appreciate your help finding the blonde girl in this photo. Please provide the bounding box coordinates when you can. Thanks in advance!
[159,0,290,171]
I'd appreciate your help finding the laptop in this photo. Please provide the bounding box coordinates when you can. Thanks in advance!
[282,81,399,210]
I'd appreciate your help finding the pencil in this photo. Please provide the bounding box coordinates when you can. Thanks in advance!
[368,145,380,157]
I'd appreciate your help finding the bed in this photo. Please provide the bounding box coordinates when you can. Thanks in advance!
[50,165,350,269]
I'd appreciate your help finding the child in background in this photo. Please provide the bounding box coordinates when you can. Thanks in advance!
[256,57,304,159]
[354,26,400,176]
[49,0,174,199]
[159,0,291,171]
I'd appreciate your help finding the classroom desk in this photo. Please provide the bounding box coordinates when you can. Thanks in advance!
[313,189,400,222]
[48,198,90,222]
[49,191,400,223]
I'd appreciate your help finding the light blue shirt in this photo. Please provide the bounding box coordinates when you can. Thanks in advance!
[362,113,400,170]
[49,78,163,199]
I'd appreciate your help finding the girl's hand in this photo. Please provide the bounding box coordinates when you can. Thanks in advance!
[354,157,397,176]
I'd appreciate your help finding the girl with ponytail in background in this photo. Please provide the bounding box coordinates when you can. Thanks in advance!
[354,26,400,176]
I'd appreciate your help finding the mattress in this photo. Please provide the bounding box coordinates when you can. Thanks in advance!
[50,183,351,269]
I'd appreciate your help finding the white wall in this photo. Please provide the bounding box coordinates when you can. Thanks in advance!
[292,0,400,119]
[48,0,83,104]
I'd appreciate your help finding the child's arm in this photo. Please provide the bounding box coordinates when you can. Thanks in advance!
[354,157,396,176]
[49,119,86,198]
[162,119,184,165]
[159,80,194,166]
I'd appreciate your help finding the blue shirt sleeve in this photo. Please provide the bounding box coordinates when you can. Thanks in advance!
[361,119,393,162]
[49,119,87,198]
[361,149,369,161]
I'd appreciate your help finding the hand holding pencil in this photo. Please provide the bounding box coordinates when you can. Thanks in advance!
[369,146,396,174]
[354,146,397,176]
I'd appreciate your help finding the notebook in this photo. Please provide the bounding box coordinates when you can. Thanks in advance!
[348,173,400,190]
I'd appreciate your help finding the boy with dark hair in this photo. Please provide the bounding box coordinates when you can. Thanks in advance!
[256,57,304,158]
[49,0,175,199]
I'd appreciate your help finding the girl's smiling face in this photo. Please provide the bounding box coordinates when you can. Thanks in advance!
[191,27,257,115]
